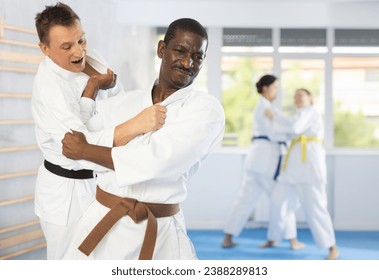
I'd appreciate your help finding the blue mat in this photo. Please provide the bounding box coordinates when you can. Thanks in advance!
[187,228,379,260]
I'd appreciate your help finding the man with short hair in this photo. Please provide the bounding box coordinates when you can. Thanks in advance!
[32,2,165,259]
[61,18,225,259]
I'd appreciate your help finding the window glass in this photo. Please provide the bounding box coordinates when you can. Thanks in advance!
[280,59,325,116]
[333,57,379,147]
[221,56,273,146]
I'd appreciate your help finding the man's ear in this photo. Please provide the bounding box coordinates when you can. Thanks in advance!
[157,40,165,59]
[39,42,49,56]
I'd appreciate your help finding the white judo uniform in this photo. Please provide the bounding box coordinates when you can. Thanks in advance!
[31,50,123,259]
[267,106,336,249]
[62,84,225,259]
[224,97,297,239]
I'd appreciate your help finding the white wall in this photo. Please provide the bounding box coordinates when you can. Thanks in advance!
[1,0,157,91]
[1,0,44,260]
[332,152,379,230]
[182,150,246,229]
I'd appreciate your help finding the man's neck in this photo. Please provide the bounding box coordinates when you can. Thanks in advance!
[151,84,177,104]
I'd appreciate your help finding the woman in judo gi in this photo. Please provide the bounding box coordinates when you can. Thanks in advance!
[262,88,340,260]
[222,75,304,250]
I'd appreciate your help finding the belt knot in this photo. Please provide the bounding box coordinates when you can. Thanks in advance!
[120,198,149,223]
[78,186,179,260]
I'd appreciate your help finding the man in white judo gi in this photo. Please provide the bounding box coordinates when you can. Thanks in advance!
[60,18,225,260]
[32,3,166,259]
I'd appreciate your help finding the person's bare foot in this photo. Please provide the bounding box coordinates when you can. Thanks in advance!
[326,245,340,260]
[290,239,306,250]
[222,234,238,248]
[259,240,277,248]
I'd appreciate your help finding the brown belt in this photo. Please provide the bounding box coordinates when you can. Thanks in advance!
[78,186,180,260]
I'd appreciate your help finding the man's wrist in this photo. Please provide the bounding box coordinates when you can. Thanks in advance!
[80,143,92,160]
[114,120,139,146]
[82,77,100,99]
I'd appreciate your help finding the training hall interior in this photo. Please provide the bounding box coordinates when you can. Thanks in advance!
[0,0,378,260]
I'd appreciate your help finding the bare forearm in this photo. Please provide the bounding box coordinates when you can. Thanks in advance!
[82,143,114,170]
[113,104,167,147]
[82,77,99,100]
[113,120,139,147]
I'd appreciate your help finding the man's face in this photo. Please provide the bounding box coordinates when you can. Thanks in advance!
[39,20,87,73]
[158,30,207,90]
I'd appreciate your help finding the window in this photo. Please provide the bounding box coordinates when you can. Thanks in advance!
[278,30,326,121]
[333,29,379,54]
[221,28,273,146]
[280,59,325,116]
[332,29,379,147]
[333,57,379,147]
[334,29,379,47]
[222,28,273,53]
[222,56,273,146]
[279,28,327,53]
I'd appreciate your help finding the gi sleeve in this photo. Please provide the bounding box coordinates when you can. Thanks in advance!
[33,82,114,171]
[79,97,95,124]
[111,95,225,187]
[272,109,314,136]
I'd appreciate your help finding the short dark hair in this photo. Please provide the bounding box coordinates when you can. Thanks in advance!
[256,74,278,94]
[35,2,80,45]
[163,18,208,48]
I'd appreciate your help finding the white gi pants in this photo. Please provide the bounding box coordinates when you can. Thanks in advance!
[224,170,296,239]
[39,186,84,260]
[267,181,336,248]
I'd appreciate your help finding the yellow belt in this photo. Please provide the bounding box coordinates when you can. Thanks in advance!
[282,135,323,171]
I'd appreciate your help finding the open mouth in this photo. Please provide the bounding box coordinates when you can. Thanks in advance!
[72,57,84,64]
